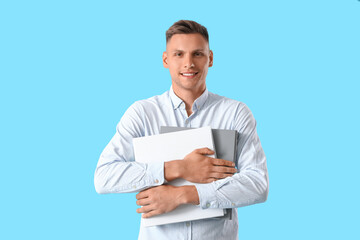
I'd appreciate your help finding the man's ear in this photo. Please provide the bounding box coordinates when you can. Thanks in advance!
[162,51,168,68]
[209,50,213,67]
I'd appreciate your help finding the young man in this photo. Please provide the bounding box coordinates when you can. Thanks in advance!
[95,20,269,240]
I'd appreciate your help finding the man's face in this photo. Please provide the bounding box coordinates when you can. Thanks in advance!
[163,33,213,93]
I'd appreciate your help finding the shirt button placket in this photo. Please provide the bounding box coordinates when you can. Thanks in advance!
[186,222,192,240]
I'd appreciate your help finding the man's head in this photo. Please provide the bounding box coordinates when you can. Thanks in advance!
[163,20,213,96]
[165,20,209,45]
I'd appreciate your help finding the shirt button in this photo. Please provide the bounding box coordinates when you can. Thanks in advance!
[132,185,136,189]
[206,203,210,208]
[185,120,188,124]
[232,203,235,206]
[154,179,159,184]
[186,222,190,227]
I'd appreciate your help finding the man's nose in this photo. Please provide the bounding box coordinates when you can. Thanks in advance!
[184,55,195,69]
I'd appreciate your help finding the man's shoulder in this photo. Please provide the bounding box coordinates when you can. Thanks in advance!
[207,91,247,110]
[207,91,256,130]
[130,90,170,110]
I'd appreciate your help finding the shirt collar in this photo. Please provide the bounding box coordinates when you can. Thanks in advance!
[169,85,209,111]
[169,86,183,109]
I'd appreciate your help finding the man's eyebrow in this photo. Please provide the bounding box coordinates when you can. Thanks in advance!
[172,49,206,52]
[192,48,206,52]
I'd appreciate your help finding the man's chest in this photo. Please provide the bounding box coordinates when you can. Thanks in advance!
[141,103,237,136]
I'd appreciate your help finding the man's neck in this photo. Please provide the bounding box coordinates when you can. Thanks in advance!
[172,85,206,116]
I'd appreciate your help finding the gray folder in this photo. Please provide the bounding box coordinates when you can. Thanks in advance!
[160,126,238,220]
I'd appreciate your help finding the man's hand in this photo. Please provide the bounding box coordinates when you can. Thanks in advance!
[165,148,237,183]
[136,185,198,218]
[182,148,237,183]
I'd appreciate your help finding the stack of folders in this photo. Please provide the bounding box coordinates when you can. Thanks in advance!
[132,126,238,227]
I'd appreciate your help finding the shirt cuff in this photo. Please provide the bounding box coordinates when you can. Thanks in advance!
[194,183,218,209]
[146,161,165,186]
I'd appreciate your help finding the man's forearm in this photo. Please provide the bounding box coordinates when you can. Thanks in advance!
[164,160,183,181]
[163,161,200,205]
[180,185,200,205]
[95,160,165,194]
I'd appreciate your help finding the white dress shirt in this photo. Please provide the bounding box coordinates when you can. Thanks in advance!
[94,86,269,240]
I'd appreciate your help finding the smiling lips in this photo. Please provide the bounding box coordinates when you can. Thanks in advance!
[180,72,198,78]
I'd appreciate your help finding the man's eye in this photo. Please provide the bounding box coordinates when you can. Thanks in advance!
[194,52,203,56]
[175,53,182,56]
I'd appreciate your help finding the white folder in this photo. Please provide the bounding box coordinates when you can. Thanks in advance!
[133,126,225,227]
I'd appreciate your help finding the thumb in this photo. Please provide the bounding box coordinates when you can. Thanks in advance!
[195,147,215,155]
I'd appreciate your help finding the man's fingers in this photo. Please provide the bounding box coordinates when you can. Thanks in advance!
[211,158,235,167]
[136,192,147,200]
[136,188,152,200]
[143,210,161,218]
[213,166,237,174]
[136,205,154,214]
[194,147,214,155]
[136,198,151,206]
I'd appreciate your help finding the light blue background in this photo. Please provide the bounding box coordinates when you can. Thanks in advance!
[1,0,359,239]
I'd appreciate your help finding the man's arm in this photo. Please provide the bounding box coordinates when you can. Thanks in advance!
[94,102,235,194]
[94,103,165,194]
[194,104,269,210]
[136,148,236,218]
[136,104,268,217]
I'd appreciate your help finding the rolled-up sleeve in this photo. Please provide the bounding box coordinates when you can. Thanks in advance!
[195,104,269,209]
[94,102,165,194]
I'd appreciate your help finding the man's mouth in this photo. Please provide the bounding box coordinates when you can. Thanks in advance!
[180,72,198,77]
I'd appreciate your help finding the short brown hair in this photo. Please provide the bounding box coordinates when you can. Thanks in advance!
[166,20,209,44]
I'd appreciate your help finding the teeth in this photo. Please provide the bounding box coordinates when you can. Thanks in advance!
[182,73,195,76]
